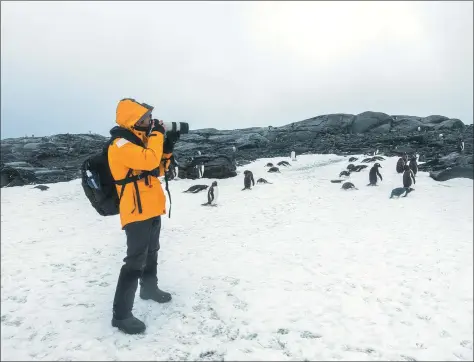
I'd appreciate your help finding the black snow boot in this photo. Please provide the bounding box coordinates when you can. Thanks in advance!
[112,313,146,335]
[139,252,172,303]
[139,273,172,303]
[140,286,172,303]
[112,266,146,334]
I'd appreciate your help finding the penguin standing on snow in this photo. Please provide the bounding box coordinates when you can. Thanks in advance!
[242,170,255,190]
[367,163,383,186]
[202,181,218,206]
[403,165,416,188]
[396,156,406,174]
[409,154,418,175]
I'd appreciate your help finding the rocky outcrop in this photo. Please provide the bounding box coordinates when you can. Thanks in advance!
[1,133,106,187]
[418,152,474,181]
[177,154,237,179]
[429,166,473,182]
[1,112,472,187]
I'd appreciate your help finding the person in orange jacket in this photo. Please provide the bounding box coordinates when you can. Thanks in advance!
[108,98,176,334]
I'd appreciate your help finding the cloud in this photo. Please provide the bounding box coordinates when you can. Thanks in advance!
[1,1,472,139]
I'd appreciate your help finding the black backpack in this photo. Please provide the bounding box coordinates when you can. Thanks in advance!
[81,127,172,217]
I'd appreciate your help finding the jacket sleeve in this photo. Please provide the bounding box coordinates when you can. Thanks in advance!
[113,131,164,171]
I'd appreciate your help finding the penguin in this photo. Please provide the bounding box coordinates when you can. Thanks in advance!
[339,170,351,177]
[342,182,357,190]
[291,151,297,161]
[409,154,418,175]
[202,181,218,206]
[257,178,272,184]
[196,163,204,179]
[390,187,415,198]
[277,161,291,167]
[367,163,383,186]
[457,138,464,153]
[396,157,406,174]
[166,155,179,180]
[353,165,368,172]
[403,164,416,188]
[183,185,208,193]
[417,126,421,132]
[268,167,280,173]
[242,170,255,190]
[348,157,358,162]
[266,162,274,167]
[33,185,49,191]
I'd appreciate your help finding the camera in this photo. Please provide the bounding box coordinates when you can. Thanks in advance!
[162,122,189,136]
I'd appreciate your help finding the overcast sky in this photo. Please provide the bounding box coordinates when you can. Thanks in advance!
[1,1,472,139]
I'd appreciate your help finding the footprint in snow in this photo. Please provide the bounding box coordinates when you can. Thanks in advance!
[400,355,417,361]
[300,331,322,339]
[460,340,473,349]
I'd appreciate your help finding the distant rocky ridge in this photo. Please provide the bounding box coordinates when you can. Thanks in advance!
[1,111,472,187]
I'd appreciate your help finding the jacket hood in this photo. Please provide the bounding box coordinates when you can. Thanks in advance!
[115,98,154,130]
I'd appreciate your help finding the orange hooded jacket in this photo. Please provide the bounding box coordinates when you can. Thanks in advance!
[108,99,172,229]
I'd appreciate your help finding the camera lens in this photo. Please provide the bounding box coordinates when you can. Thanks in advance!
[179,122,189,134]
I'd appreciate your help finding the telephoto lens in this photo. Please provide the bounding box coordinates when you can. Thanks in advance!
[162,122,189,135]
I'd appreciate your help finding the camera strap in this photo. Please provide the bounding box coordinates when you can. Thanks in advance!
[164,168,172,218]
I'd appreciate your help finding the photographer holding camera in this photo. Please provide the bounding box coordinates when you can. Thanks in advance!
[107,98,182,334]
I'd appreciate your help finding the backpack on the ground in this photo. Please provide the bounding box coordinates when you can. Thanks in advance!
[81,127,172,217]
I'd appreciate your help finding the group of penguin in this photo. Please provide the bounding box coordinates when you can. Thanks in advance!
[182,156,295,206]
[333,151,419,199]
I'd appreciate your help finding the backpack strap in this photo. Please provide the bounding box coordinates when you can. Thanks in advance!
[107,127,148,214]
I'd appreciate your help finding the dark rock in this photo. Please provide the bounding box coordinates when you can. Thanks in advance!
[352,112,393,134]
[1,165,37,187]
[178,154,236,179]
[429,166,473,181]
[1,113,472,187]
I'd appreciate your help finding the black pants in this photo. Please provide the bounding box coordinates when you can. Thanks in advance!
[113,216,161,319]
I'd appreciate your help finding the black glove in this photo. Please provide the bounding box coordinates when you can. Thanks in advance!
[148,119,165,136]
[163,131,180,154]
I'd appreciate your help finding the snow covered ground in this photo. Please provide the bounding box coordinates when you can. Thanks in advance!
[1,154,473,361]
